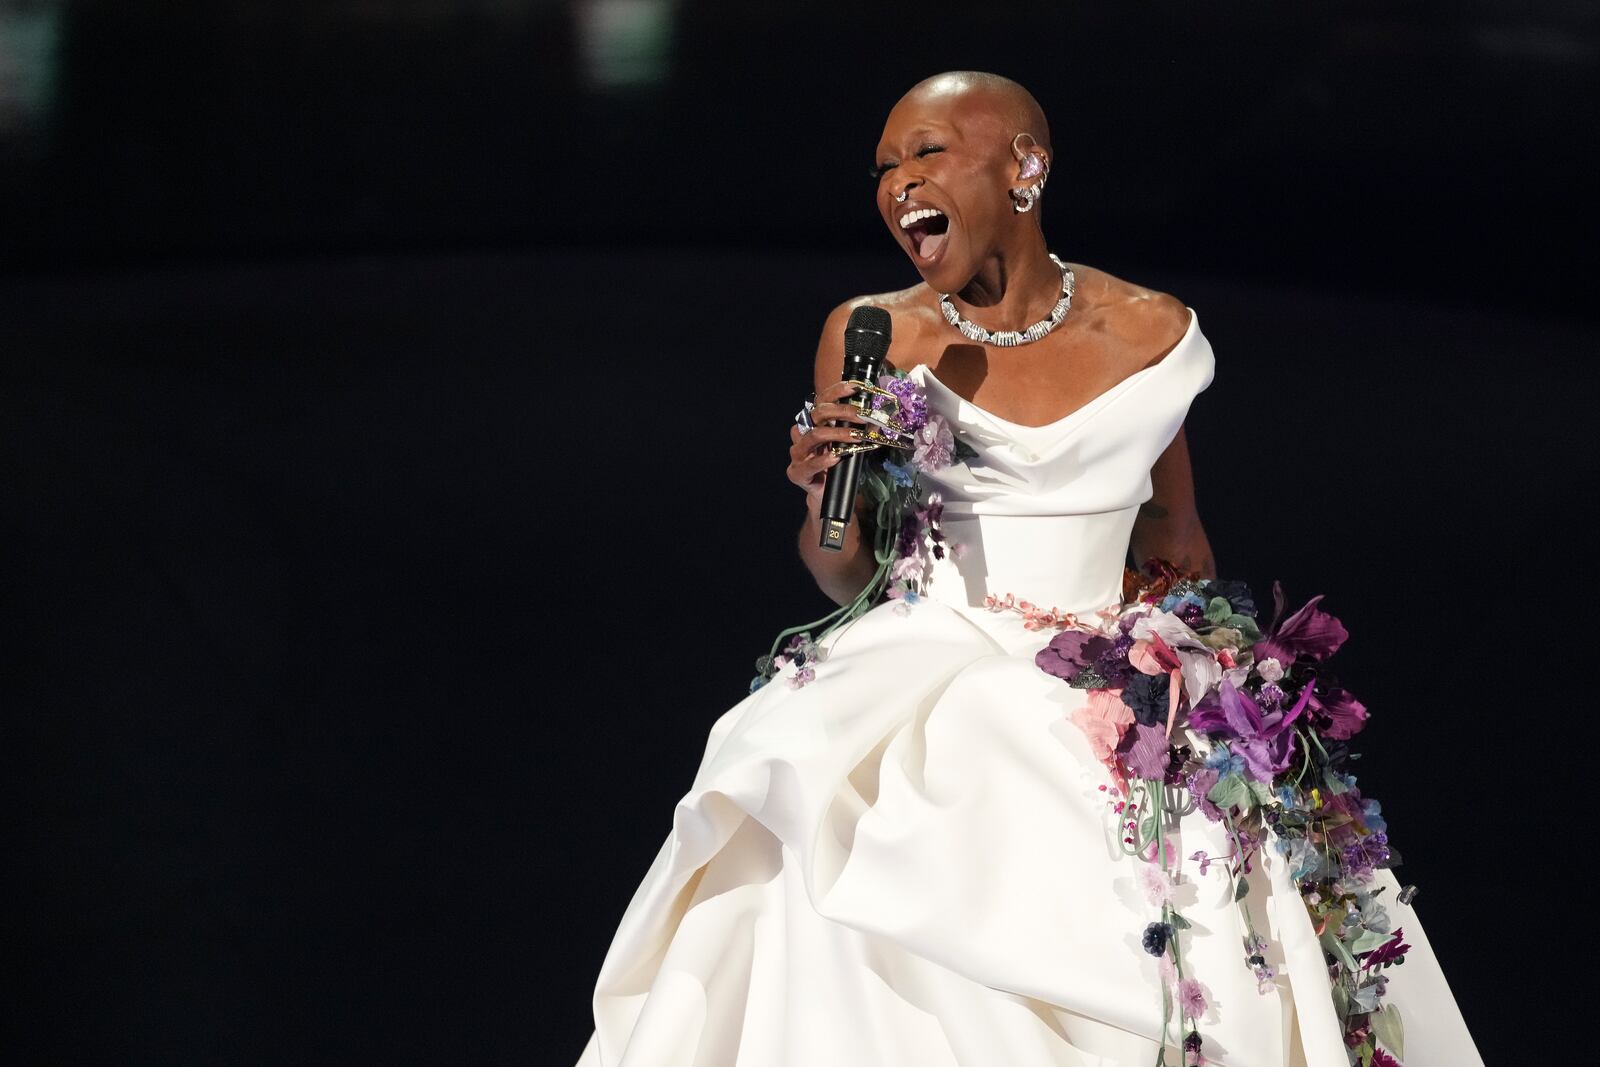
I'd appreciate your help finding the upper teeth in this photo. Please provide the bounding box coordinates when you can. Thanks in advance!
[899,208,944,229]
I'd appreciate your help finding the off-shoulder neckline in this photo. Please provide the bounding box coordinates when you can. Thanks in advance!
[916,306,1199,431]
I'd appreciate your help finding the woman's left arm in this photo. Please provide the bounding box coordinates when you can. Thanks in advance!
[1129,423,1216,579]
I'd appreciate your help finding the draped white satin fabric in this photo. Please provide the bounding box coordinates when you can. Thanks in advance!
[575,310,1481,1066]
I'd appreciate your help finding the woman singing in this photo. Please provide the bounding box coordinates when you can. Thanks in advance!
[576,71,1481,1067]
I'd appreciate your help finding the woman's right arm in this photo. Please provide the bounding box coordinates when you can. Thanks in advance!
[787,301,882,607]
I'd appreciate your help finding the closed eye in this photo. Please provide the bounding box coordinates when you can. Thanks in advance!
[870,145,943,180]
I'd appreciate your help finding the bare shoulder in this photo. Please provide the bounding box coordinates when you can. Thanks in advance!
[827,284,933,330]
[814,284,936,384]
[1066,263,1193,366]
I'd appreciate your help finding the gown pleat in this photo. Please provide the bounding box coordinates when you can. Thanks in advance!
[575,309,1482,1066]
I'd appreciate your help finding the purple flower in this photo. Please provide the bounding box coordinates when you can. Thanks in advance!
[1186,767,1223,822]
[1035,630,1116,683]
[1119,721,1171,779]
[1176,978,1209,1019]
[1253,582,1349,666]
[1308,684,1369,740]
[1339,832,1391,878]
[1187,677,1311,781]
[1361,928,1410,970]
[875,373,929,432]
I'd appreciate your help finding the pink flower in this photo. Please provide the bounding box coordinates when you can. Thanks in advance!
[912,415,955,470]
[1137,861,1176,906]
[1070,688,1134,764]
[1176,978,1210,1019]
[891,555,925,582]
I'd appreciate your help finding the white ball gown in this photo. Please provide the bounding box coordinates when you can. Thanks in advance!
[575,308,1481,1066]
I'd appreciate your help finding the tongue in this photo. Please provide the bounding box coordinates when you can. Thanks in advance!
[918,230,948,259]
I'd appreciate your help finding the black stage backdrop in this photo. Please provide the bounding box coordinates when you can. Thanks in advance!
[5,3,1597,1064]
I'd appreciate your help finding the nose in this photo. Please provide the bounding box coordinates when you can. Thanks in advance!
[889,177,921,203]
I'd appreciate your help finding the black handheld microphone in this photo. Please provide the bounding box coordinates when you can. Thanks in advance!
[818,305,892,551]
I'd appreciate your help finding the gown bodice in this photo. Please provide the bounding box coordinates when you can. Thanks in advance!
[909,307,1215,618]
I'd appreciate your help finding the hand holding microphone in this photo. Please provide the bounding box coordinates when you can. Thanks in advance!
[785,306,894,550]
[785,380,872,499]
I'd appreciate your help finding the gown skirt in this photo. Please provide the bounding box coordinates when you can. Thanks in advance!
[574,309,1482,1066]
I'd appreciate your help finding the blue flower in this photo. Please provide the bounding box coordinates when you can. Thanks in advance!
[1204,745,1246,776]
[1275,785,1297,807]
[883,458,916,487]
[1158,591,1204,613]
[1362,798,1387,833]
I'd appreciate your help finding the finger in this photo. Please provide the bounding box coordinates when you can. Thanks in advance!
[790,445,841,477]
[792,444,842,472]
[810,401,874,425]
[805,425,866,446]
[788,452,838,494]
[816,380,867,403]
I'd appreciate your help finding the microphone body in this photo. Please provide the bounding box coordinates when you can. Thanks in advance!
[818,306,892,551]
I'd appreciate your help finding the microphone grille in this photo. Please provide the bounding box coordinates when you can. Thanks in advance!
[843,305,892,373]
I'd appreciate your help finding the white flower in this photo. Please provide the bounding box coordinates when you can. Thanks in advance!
[1256,656,1285,682]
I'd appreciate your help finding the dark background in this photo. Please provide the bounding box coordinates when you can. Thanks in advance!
[6,1,1596,1063]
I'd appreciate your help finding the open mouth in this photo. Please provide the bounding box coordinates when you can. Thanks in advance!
[898,207,951,262]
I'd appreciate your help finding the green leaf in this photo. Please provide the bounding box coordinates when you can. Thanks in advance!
[1321,766,1349,795]
[1139,813,1159,843]
[1205,596,1233,623]
[1227,614,1262,641]
[1319,926,1357,971]
[1168,911,1192,930]
[1245,779,1273,807]
[1207,774,1249,811]
[1330,984,1351,1018]
[1347,927,1389,955]
[1233,876,1250,902]
[1372,1005,1405,1059]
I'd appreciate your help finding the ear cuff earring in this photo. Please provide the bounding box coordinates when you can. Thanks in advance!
[1010,133,1050,214]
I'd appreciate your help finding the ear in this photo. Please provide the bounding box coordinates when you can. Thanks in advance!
[1009,133,1050,212]
[1011,133,1049,182]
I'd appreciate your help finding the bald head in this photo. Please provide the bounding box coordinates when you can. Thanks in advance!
[898,71,1051,155]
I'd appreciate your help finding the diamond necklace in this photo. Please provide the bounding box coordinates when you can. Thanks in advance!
[939,253,1076,347]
